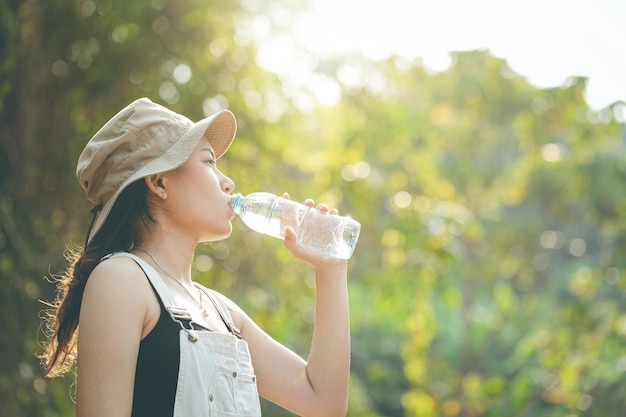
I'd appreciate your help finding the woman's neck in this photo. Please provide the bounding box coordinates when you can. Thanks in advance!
[133,238,196,285]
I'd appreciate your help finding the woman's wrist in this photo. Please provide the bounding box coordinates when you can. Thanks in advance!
[313,260,348,281]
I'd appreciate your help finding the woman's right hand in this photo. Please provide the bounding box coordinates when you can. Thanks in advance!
[280,193,349,272]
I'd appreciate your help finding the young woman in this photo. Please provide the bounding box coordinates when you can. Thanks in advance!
[41,98,351,417]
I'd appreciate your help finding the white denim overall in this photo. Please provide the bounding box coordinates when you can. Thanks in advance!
[111,252,262,417]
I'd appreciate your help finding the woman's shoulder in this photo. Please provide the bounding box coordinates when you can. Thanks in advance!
[92,252,144,275]
[86,252,151,296]
[83,252,161,338]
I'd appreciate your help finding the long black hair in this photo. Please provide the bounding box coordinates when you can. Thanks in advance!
[41,179,156,377]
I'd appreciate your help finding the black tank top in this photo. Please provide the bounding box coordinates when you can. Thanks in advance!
[131,280,180,417]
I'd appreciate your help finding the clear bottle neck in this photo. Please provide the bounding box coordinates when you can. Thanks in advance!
[231,193,244,215]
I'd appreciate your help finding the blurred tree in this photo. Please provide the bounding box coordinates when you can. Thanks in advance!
[353,53,626,416]
[276,50,626,416]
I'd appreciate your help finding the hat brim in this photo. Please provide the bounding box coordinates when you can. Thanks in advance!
[87,109,236,243]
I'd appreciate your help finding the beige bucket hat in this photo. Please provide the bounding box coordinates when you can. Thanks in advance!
[76,97,237,244]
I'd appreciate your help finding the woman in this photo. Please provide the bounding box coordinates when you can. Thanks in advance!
[41,98,350,417]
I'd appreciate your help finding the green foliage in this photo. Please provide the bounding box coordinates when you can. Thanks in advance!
[1,1,625,416]
[361,54,626,416]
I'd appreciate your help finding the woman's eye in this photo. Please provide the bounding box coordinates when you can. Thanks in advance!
[206,159,216,165]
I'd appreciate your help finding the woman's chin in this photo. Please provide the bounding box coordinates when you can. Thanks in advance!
[199,226,233,243]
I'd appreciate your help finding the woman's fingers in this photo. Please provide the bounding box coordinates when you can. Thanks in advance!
[284,193,338,214]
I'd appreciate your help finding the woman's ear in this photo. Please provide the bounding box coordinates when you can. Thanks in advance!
[145,174,167,200]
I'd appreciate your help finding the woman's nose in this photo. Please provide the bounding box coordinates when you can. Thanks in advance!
[222,175,235,193]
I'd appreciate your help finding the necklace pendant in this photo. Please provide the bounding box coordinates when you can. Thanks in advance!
[202,309,209,318]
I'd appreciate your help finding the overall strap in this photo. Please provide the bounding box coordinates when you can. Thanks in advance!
[104,252,199,342]
[198,287,243,339]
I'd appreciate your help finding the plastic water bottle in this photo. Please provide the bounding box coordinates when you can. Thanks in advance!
[231,192,361,259]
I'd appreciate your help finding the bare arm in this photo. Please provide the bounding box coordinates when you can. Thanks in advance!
[229,199,351,417]
[76,258,158,417]
[301,260,350,415]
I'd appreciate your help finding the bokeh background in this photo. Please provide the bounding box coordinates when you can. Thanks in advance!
[1,1,626,416]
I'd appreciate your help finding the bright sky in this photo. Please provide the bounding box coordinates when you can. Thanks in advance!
[255,0,625,111]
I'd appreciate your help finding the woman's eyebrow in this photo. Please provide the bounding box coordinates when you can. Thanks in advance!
[201,147,216,159]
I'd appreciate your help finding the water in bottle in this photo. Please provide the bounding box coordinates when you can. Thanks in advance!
[231,192,361,259]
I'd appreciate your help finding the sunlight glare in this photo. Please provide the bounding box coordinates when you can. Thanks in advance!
[209,38,227,57]
[539,230,565,250]
[203,95,229,115]
[569,238,587,257]
[309,73,341,106]
[394,191,412,209]
[173,63,192,84]
[274,0,626,109]
[255,18,317,77]
[341,161,371,181]
[336,63,366,89]
[159,81,179,104]
[614,103,626,123]
[541,143,564,162]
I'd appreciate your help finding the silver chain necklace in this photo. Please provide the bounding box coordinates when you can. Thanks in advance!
[134,247,209,318]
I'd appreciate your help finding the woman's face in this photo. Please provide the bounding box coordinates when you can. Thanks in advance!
[161,137,236,242]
